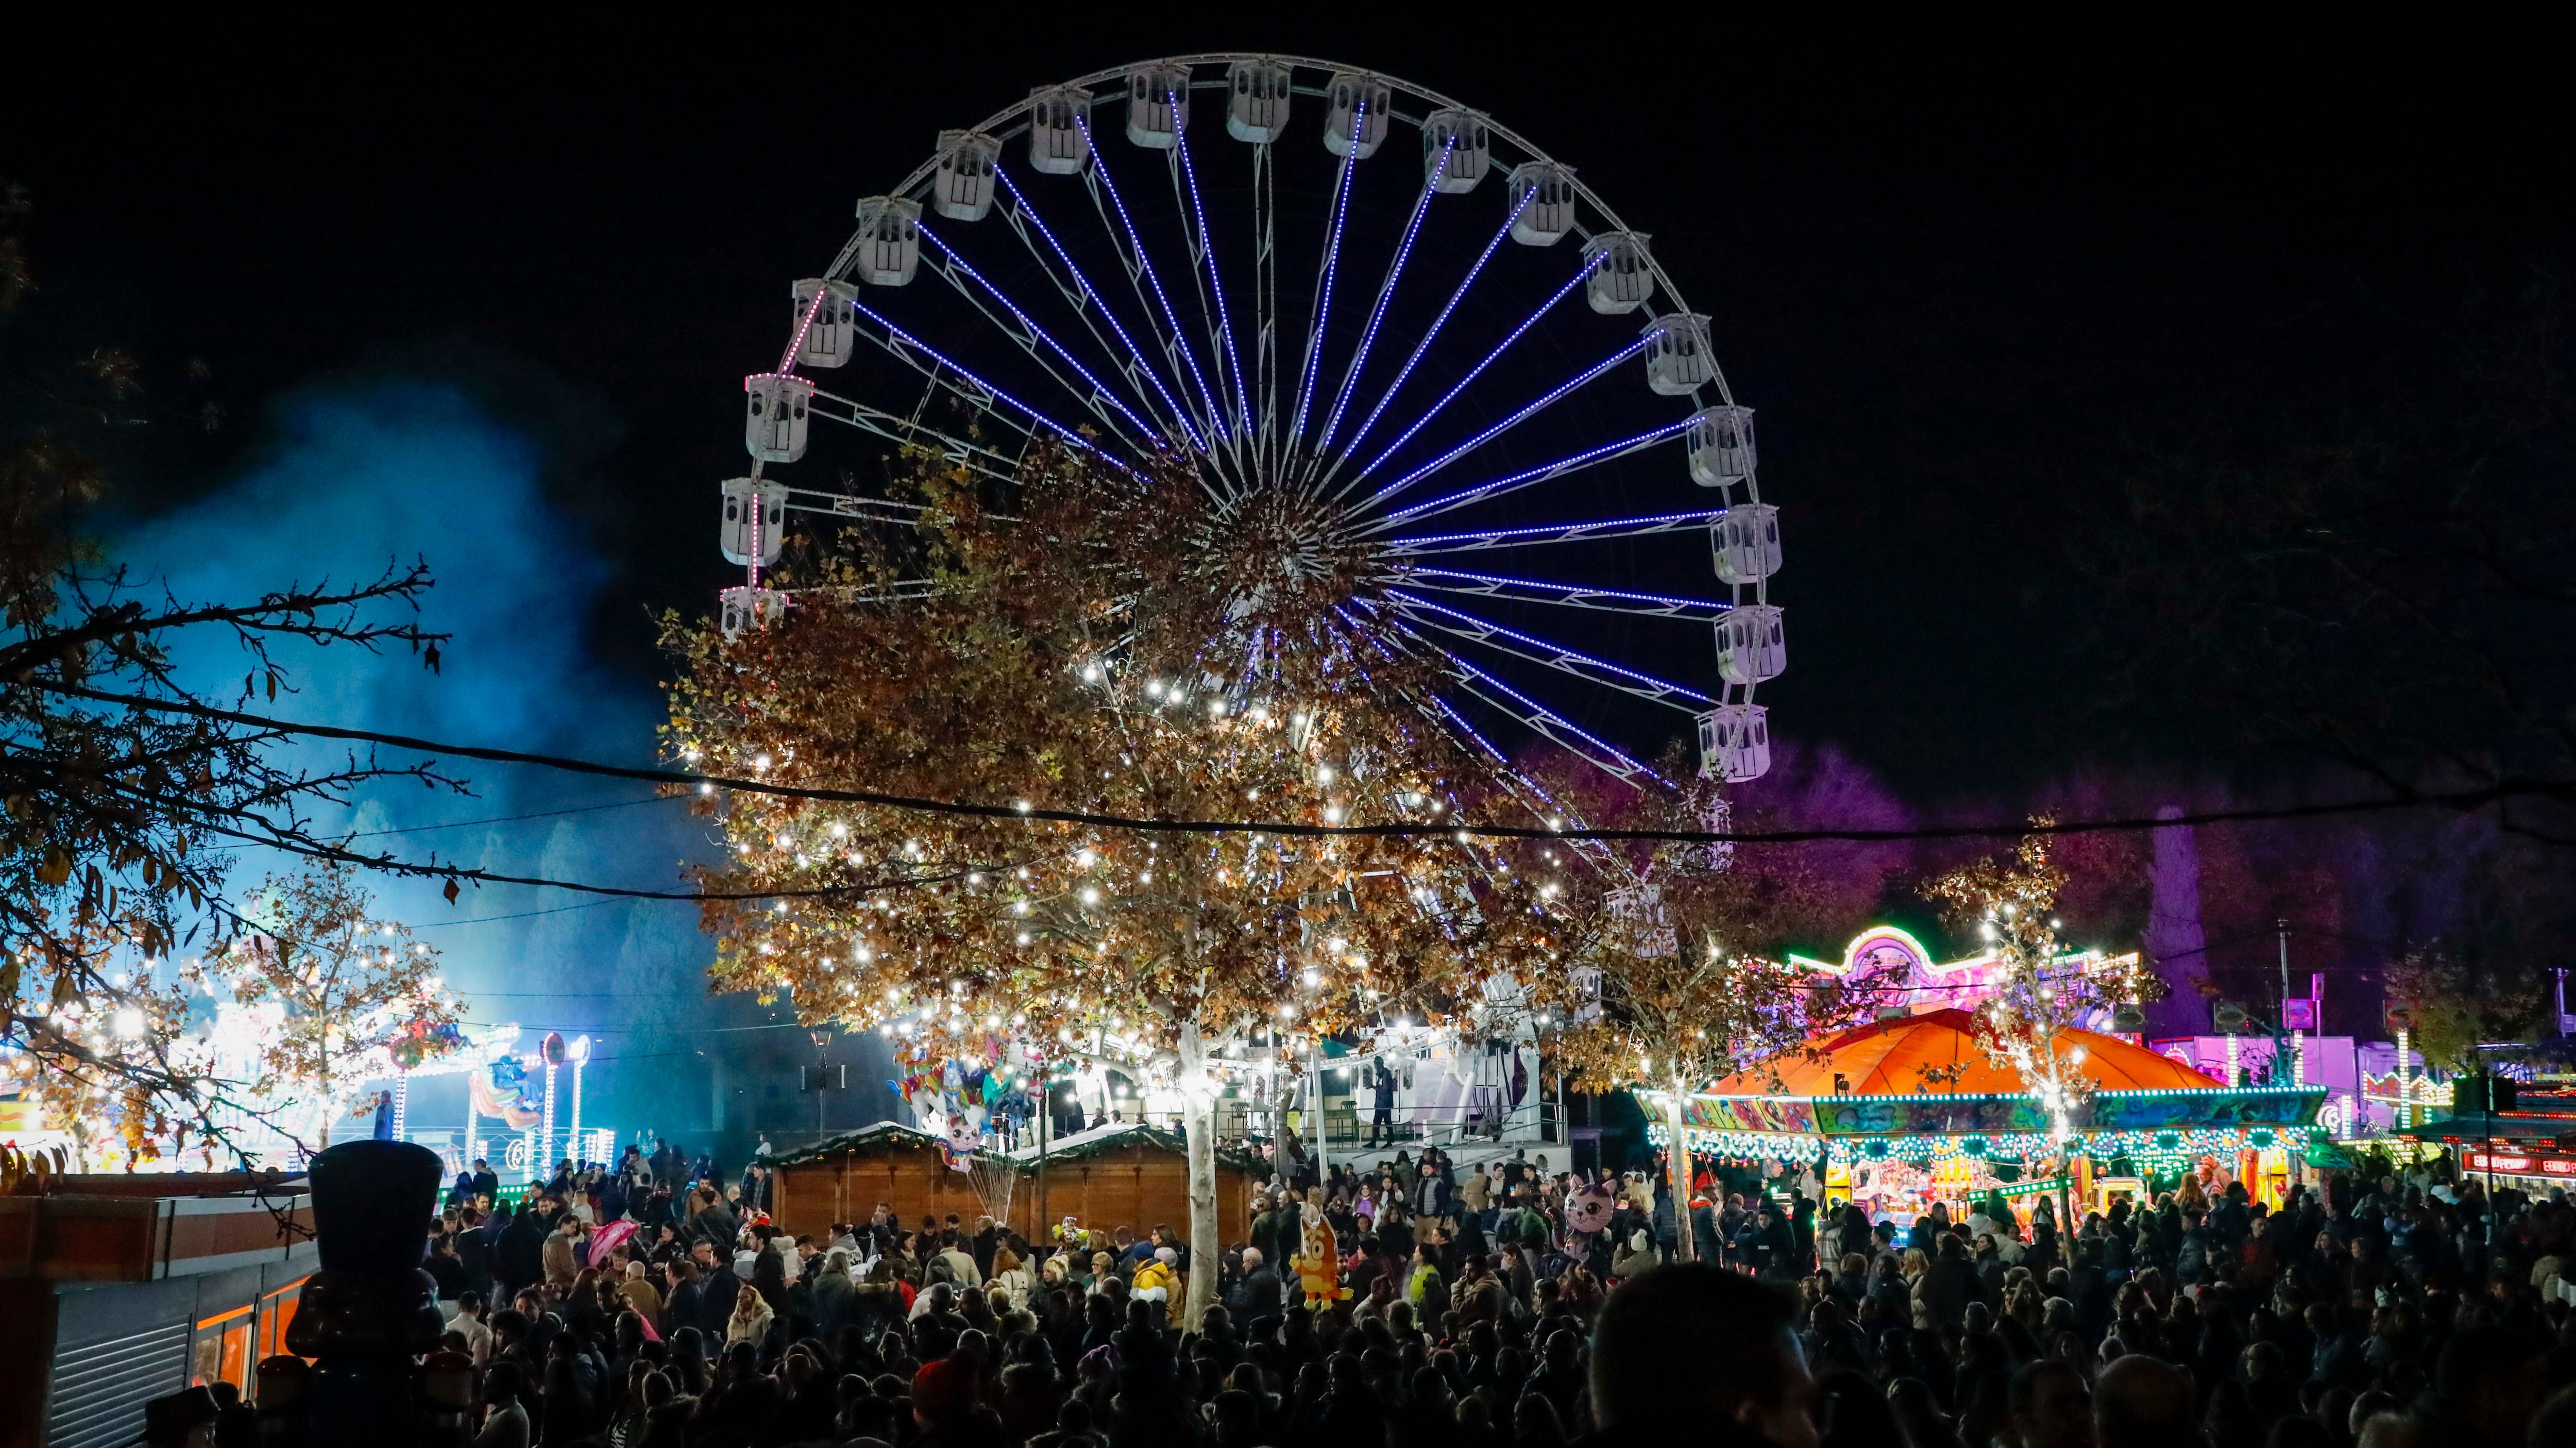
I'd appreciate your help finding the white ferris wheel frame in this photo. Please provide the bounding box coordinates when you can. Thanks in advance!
[733,53,1779,797]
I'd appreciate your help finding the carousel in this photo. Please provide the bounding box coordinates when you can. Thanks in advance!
[1640,1008,2326,1224]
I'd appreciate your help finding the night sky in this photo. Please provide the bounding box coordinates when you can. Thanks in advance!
[9,18,2564,798]
[4,18,2569,1116]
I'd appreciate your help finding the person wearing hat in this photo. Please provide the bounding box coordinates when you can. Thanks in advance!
[1132,1245,1179,1301]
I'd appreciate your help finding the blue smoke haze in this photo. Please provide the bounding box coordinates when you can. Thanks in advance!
[111,382,737,1149]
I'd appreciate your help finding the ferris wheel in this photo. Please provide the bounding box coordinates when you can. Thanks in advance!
[719,55,1783,787]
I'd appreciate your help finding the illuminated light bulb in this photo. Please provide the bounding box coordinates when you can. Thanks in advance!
[967,872,983,885]
[1076,850,1096,868]
[1316,766,1335,783]
[1139,871,1153,884]
[753,754,772,770]
[1146,680,1164,696]
[1082,664,1101,681]
[1081,888,1100,905]
[1015,932,1031,946]
[1015,800,1031,813]
[1324,806,1343,823]
[1301,970,1320,987]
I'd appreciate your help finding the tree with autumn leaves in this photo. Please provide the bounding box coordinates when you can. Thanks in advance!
[210,861,457,1149]
[1924,828,2162,1226]
[0,183,455,1161]
[664,444,1618,1323]
[1542,777,1874,1261]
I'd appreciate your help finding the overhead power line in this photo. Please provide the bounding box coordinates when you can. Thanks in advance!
[45,682,2572,857]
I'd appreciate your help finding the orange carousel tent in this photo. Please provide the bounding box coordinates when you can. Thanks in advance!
[1705,1008,2223,1097]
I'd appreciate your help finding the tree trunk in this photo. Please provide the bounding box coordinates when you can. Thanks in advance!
[1179,1022,1220,1330]
[1667,1075,1694,1263]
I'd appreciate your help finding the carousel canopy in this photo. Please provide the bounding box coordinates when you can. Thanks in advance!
[1706,1008,2222,1097]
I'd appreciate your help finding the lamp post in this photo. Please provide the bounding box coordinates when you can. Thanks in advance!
[567,1035,590,1167]
[541,1032,567,1177]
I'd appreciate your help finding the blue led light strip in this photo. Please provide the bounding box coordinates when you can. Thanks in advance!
[1368,604,1664,785]
[1373,417,1696,532]
[1081,114,1230,446]
[918,224,1163,446]
[1312,138,1451,469]
[1369,336,1648,508]
[850,301,1125,466]
[1385,508,1730,553]
[994,168,1206,454]
[1386,590,1715,704]
[1348,268,1590,498]
[1404,567,1731,617]
[1325,188,1538,494]
[1289,116,1361,458]
[1173,123,1252,440]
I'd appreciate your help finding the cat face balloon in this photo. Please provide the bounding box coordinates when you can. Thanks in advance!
[1565,1184,1617,1236]
[944,1109,984,1157]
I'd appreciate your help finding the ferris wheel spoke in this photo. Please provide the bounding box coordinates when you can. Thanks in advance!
[1318,193,1535,499]
[1172,124,1253,448]
[844,300,1148,478]
[1394,567,1730,620]
[801,395,1024,485]
[993,168,1209,457]
[1382,508,1728,555]
[1078,119,1235,481]
[1398,631,1665,789]
[916,223,1166,457]
[1306,143,1448,490]
[1252,143,1281,480]
[1367,417,1696,533]
[1286,142,1360,470]
[1341,263,1583,501]
[1384,591,1713,710]
[1365,332,1643,509]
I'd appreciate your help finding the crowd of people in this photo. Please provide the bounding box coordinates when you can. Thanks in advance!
[419,1137,2576,1447]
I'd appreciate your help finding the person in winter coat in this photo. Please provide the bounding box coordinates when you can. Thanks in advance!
[542,1219,584,1290]
[496,1203,548,1302]
[723,1283,774,1351]
[1366,1061,1398,1147]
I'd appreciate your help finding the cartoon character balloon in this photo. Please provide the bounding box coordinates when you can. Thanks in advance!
[1563,1183,1617,1237]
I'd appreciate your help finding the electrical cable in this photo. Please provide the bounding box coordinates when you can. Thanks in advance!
[43,681,2576,853]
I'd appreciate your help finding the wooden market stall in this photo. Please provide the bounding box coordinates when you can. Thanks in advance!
[762,1122,1007,1241]
[1003,1122,1263,1248]
[763,1120,1267,1249]
[1641,1009,2325,1222]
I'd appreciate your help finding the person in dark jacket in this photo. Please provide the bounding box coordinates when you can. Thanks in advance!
[694,1242,742,1345]
[1366,1060,1398,1147]
[456,1207,497,1298]
[1228,1246,1284,1320]
[495,1201,548,1302]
